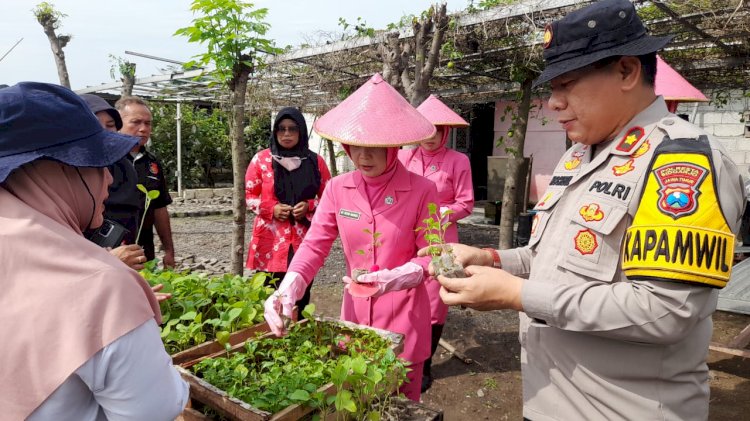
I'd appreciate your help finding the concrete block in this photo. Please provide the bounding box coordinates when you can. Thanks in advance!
[714,124,746,137]
[700,112,724,125]
[193,188,214,199]
[183,190,196,200]
[744,152,750,165]
[723,112,745,124]
[213,188,233,197]
[718,138,737,151]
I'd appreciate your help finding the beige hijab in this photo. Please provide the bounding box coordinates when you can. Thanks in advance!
[0,160,161,420]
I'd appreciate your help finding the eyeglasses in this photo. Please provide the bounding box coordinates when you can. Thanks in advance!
[276,125,300,134]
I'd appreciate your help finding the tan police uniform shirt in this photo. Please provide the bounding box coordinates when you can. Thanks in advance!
[498,97,745,421]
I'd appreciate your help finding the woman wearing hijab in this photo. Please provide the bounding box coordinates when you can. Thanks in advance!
[0,83,188,420]
[245,107,331,318]
[263,74,440,401]
[398,94,474,392]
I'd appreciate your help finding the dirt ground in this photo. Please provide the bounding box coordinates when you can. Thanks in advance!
[171,216,750,420]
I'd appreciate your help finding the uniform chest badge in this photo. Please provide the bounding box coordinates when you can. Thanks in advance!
[149,162,159,175]
[574,229,598,255]
[612,159,635,176]
[385,196,394,205]
[632,140,650,158]
[579,203,604,222]
[536,191,554,208]
[339,209,361,220]
[530,213,541,235]
[564,150,585,171]
[615,126,645,153]
[429,165,437,172]
[654,162,707,219]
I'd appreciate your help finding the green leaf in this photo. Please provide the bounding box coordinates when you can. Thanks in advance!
[216,330,230,346]
[289,389,310,401]
[179,311,197,321]
[136,184,148,194]
[147,190,161,200]
[335,390,357,413]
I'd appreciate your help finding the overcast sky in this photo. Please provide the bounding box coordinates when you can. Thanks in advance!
[2,0,468,90]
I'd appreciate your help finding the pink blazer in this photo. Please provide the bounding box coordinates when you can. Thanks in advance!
[398,148,474,243]
[288,163,439,363]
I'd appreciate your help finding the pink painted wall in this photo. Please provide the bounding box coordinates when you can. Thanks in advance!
[492,99,567,203]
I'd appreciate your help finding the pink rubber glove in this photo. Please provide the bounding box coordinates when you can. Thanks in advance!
[344,262,423,298]
[263,272,307,336]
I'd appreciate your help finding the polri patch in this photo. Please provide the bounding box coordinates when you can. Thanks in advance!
[579,203,604,222]
[574,229,598,255]
[149,162,159,175]
[588,179,633,202]
[615,126,645,153]
[612,159,635,176]
[339,209,361,220]
[654,162,707,219]
[543,24,553,48]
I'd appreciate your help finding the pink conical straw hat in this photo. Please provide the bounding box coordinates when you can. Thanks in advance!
[313,73,436,147]
[416,94,469,127]
[655,55,708,103]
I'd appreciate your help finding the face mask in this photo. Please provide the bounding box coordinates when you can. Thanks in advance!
[272,155,304,172]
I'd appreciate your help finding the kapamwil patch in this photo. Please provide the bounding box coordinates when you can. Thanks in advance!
[615,126,645,153]
[655,162,708,219]
[149,162,159,175]
[574,229,598,255]
[579,203,604,222]
[612,159,635,176]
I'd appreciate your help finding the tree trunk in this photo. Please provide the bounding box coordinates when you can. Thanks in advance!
[499,76,533,250]
[121,62,136,96]
[378,3,447,105]
[228,61,251,275]
[40,24,70,88]
[325,138,338,177]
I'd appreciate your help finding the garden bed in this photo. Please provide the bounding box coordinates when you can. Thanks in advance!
[179,314,405,420]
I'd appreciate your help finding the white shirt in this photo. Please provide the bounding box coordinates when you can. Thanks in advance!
[28,319,188,421]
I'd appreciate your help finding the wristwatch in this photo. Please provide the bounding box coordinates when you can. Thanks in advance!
[482,248,501,268]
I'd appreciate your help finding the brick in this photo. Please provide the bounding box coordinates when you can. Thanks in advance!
[722,112,745,124]
[718,138,738,151]
[699,112,724,125]
[734,139,750,151]
[183,190,196,200]
[714,124,746,137]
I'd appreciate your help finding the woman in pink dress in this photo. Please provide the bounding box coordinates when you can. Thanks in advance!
[263,74,439,401]
[398,94,474,392]
[245,107,331,320]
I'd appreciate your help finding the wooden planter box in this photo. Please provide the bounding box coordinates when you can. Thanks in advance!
[177,317,404,421]
[171,322,270,366]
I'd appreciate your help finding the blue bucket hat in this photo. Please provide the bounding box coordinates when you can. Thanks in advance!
[0,82,138,183]
[534,0,673,87]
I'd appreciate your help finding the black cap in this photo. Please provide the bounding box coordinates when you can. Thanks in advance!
[534,0,673,87]
[80,93,123,130]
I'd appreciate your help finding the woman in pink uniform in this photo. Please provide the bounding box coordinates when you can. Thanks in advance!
[398,94,474,392]
[264,74,439,401]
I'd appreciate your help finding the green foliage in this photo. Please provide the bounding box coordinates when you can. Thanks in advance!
[140,266,274,353]
[32,2,65,28]
[193,312,406,417]
[415,202,453,257]
[149,104,271,188]
[135,184,160,244]
[355,229,383,259]
[338,17,376,39]
[174,0,281,85]
[108,54,136,80]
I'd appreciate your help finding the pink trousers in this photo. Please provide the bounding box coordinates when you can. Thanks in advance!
[399,361,424,402]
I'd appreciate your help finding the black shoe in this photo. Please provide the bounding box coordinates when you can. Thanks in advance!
[421,372,433,393]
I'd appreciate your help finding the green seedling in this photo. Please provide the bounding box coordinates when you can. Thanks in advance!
[416,202,464,278]
[135,183,160,244]
[193,305,406,417]
[353,228,382,281]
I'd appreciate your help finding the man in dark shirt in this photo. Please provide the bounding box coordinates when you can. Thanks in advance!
[115,96,175,268]
[81,93,147,270]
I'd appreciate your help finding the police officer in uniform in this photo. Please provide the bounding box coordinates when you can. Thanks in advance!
[421,1,746,419]
[116,97,175,268]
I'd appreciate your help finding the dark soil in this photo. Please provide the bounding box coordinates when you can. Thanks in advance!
[171,216,750,420]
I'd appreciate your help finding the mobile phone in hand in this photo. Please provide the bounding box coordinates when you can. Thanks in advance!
[87,219,130,249]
